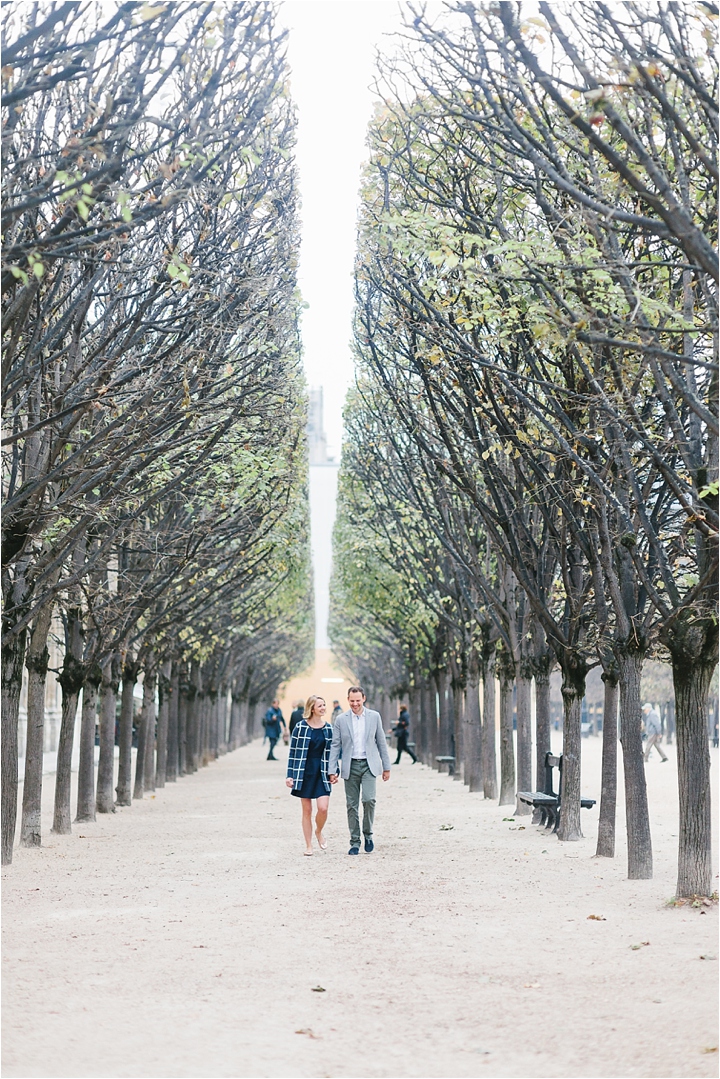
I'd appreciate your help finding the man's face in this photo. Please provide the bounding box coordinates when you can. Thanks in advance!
[272,699,279,708]
[348,691,365,715]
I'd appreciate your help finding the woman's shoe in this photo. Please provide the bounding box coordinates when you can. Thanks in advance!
[316,831,327,851]
[303,849,314,857]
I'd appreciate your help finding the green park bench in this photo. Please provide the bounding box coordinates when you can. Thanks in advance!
[435,755,455,776]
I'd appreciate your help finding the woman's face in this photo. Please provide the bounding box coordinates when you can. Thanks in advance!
[313,698,327,718]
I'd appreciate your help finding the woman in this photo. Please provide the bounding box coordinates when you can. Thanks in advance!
[286,695,333,855]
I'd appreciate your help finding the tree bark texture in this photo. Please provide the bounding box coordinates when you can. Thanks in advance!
[557,668,585,842]
[156,660,172,787]
[464,664,482,792]
[53,623,84,835]
[116,656,138,806]
[96,654,119,814]
[1,559,30,865]
[435,670,453,763]
[166,663,180,781]
[596,675,619,858]
[76,669,101,822]
[498,671,515,806]
[134,660,157,799]
[20,596,56,847]
[617,652,653,878]
[534,671,552,796]
[514,672,533,815]
[144,659,158,790]
[452,685,464,780]
[482,659,498,800]
[673,656,714,898]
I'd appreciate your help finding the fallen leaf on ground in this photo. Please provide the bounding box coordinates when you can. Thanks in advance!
[523,982,541,989]
[587,914,606,921]
[700,954,717,960]
[701,1047,718,1054]
[630,941,650,950]
[502,817,515,822]
[311,986,325,992]
[439,824,454,831]
[295,1028,320,1039]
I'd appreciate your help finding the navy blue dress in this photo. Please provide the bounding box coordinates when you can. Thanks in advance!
[291,725,328,799]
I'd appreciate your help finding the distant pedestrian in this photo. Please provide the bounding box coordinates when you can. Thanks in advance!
[393,704,417,764]
[331,700,342,723]
[289,700,304,736]
[286,695,333,855]
[328,686,391,855]
[643,703,668,762]
[263,699,286,761]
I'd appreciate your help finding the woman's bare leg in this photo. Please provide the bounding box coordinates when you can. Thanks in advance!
[301,799,313,853]
[315,795,329,846]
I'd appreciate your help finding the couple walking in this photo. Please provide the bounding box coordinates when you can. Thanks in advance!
[285,686,391,856]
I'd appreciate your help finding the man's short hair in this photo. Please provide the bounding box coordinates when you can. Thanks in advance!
[348,686,365,697]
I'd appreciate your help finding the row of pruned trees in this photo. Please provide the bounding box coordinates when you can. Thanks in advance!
[1,2,313,865]
[330,1,717,898]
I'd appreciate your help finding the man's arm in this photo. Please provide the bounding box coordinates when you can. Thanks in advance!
[328,717,343,778]
[375,712,392,774]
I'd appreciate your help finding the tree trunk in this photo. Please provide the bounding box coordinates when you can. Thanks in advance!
[672,655,714,898]
[156,660,172,787]
[1,558,31,865]
[76,667,101,822]
[116,654,138,807]
[617,651,652,877]
[436,670,453,763]
[178,681,189,774]
[534,669,552,796]
[498,668,515,806]
[422,681,436,765]
[557,665,586,842]
[96,654,119,814]
[166,662,179,781]
[482,656,498,800]
[208,690,219,760]
[134,658,157,799]
[452,684,464,781]
[596,674,618,858]
[464,661,482,792]
[514,671,532,815]
[143,660,157,791]
[53,614,85,834]
[20,596,56,847]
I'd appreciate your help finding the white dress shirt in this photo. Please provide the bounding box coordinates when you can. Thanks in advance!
[351,709,367,759]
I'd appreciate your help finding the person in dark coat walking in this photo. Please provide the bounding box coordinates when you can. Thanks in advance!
[289,701,304,735]
[286,695,333,855]
[263,699,286,760]
[393,704,417,764]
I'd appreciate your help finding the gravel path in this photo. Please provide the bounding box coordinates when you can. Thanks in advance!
[2,735,718,1078]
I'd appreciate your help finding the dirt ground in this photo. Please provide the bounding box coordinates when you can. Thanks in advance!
[2,732,718,1079]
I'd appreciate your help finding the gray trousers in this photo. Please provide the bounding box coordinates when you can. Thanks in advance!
[344,759,376,845]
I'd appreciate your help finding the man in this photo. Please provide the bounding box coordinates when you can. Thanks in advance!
[642,702,668,762]
[263,699,286,761]
[329,686,391,855]
[393,704,417,764]
[331,700,342,724]
[289,700,304,736]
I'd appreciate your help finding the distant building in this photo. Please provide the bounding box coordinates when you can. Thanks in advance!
[308,386,331,464]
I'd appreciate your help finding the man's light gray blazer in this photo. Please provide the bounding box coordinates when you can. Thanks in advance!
[328,709,391,779]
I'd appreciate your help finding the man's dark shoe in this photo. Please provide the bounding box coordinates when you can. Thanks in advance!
[364,838,374,853]
[348,846,360,856]
[267,755,276,761]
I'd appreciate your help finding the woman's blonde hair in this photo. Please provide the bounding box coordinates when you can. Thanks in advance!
[303,695,326,720]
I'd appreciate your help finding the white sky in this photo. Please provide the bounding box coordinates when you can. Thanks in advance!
[279,1,407,461]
